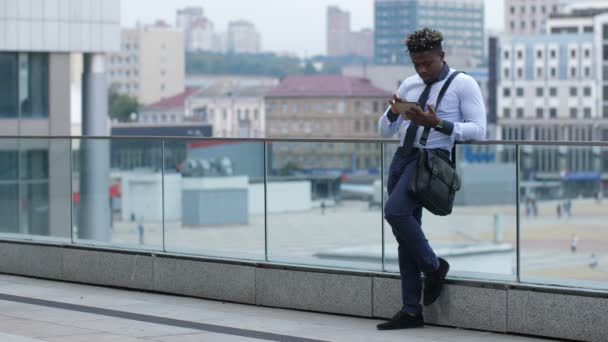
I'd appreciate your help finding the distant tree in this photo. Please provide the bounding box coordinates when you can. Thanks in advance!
[303,60,318,75]
[108,85,139,122]
[279,161,302,176]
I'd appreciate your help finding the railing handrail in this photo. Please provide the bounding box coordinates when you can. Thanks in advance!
[1,135,608,146]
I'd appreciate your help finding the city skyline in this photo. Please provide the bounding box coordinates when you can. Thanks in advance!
[121,0,504,57]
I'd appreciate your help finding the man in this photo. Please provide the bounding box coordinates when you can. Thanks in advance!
[377,28,486,330]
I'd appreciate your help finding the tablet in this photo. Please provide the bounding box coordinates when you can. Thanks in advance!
[390,100,422,117]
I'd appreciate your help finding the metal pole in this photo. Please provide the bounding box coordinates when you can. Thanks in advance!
[515,144,521,282]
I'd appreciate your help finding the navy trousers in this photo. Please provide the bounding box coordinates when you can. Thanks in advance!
[384,148,439,315]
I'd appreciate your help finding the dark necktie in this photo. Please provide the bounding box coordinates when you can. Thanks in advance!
[402,82,434,155]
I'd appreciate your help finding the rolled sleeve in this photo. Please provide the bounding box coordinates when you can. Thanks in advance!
[454,76,486,141]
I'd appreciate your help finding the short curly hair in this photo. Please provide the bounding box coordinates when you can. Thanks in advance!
[405,27,443,53]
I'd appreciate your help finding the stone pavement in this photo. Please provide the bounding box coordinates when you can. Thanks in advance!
[0,275,556,342]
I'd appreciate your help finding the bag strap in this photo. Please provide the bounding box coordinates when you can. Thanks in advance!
[419,71,463,146]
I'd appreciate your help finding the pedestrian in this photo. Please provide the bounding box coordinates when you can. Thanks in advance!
[570,234,578,253]
[589,253,598,269]
[376,27,486,330]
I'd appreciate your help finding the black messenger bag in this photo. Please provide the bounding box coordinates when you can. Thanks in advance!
[408,71,462,216]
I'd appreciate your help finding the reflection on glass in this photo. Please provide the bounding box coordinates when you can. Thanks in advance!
[164,140,265,260]
[72,138,163,250]
[267,141,383,270]
[0,53,18,118]
[520,144,608,289]
[0,139,70,240]
[383,143,517,280]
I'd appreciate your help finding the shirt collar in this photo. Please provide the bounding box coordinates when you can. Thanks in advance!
[427,62,450,85]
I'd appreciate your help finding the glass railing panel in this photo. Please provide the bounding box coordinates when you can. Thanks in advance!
[163,139,265,260]
[0,138,71,242]
[71,137,163,251]
[382,143,518,281]
[519,144,608,290]
[266,141,383,271]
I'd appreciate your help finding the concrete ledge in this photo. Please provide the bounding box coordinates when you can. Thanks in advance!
[62,249,155,291]
[373,277,507,332]
[508,289,608,342]
[0,243,63,280]
[154,258,256,304]
[256,268,372,317]
[0,241,605,342]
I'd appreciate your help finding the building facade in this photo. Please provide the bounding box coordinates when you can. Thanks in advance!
[227,21,261,54]
[265,75,390,171]
[0,0,120,238]
[374,0,484,66]
[327,6,351,57]
[505,0,559,35]
[187,84,273,138]
[106,23,185,105]
[496,11,608,186]
[327,6,374,59]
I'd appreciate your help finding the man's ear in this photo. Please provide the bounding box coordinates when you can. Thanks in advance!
[439,50,445,60]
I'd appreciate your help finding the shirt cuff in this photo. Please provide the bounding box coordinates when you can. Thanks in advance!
[434,119,454,136]
[386,109,399,122]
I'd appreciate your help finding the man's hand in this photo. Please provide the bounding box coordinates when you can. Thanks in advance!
[404,104,441,128]
[387,93,404,114]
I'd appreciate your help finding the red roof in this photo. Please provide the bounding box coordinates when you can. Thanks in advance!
[267,75,390,98]
[143,88,200,110]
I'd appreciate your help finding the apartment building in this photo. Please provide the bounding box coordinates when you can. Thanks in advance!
[106,23,185,105]
[265,75,389,170]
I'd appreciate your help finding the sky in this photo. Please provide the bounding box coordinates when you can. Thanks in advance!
[121,0,504,57]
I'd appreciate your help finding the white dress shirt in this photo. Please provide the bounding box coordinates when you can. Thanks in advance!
[378,68,486,150]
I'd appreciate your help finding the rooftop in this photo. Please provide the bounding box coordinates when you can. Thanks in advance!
[142,88,200,110]
[267,75,390,98]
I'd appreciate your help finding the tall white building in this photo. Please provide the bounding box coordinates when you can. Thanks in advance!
[497,9,608,175]
[106,22,185,105]
[504,0,575,35]
[227,21,261,54]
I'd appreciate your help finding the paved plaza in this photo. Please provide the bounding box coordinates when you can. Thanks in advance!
[0,275,557,342]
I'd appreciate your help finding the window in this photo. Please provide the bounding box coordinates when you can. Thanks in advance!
[517,68,523,78]
[504,51,510,59]
[584,108,592,118]
[584,87,592,96]
[549,108,557,118]
[510,6,515,14]
[584,49,590,58]
[503,108,511,118]
[503,88,511,97]
[0,53,49,119]
[516,88,524,97]
[570,67,576,77]
[571,50,576,58]
[570,87,577,96]
[504,68,510,78]
[550,50,556,58]
[549,87,557,96]
[521,21,526,29]
[550,68,556,77]
[537,68,543,78]
[570,108,577,119]
[517,51,523,59]
[536,108,543,118]
[585,67,591,77]
[537,50,542,59]
[516,108,524,118]
[536,88,544,96]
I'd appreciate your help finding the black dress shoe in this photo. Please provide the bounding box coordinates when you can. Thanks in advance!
[423,257,450,306]
[376,311,424,330]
